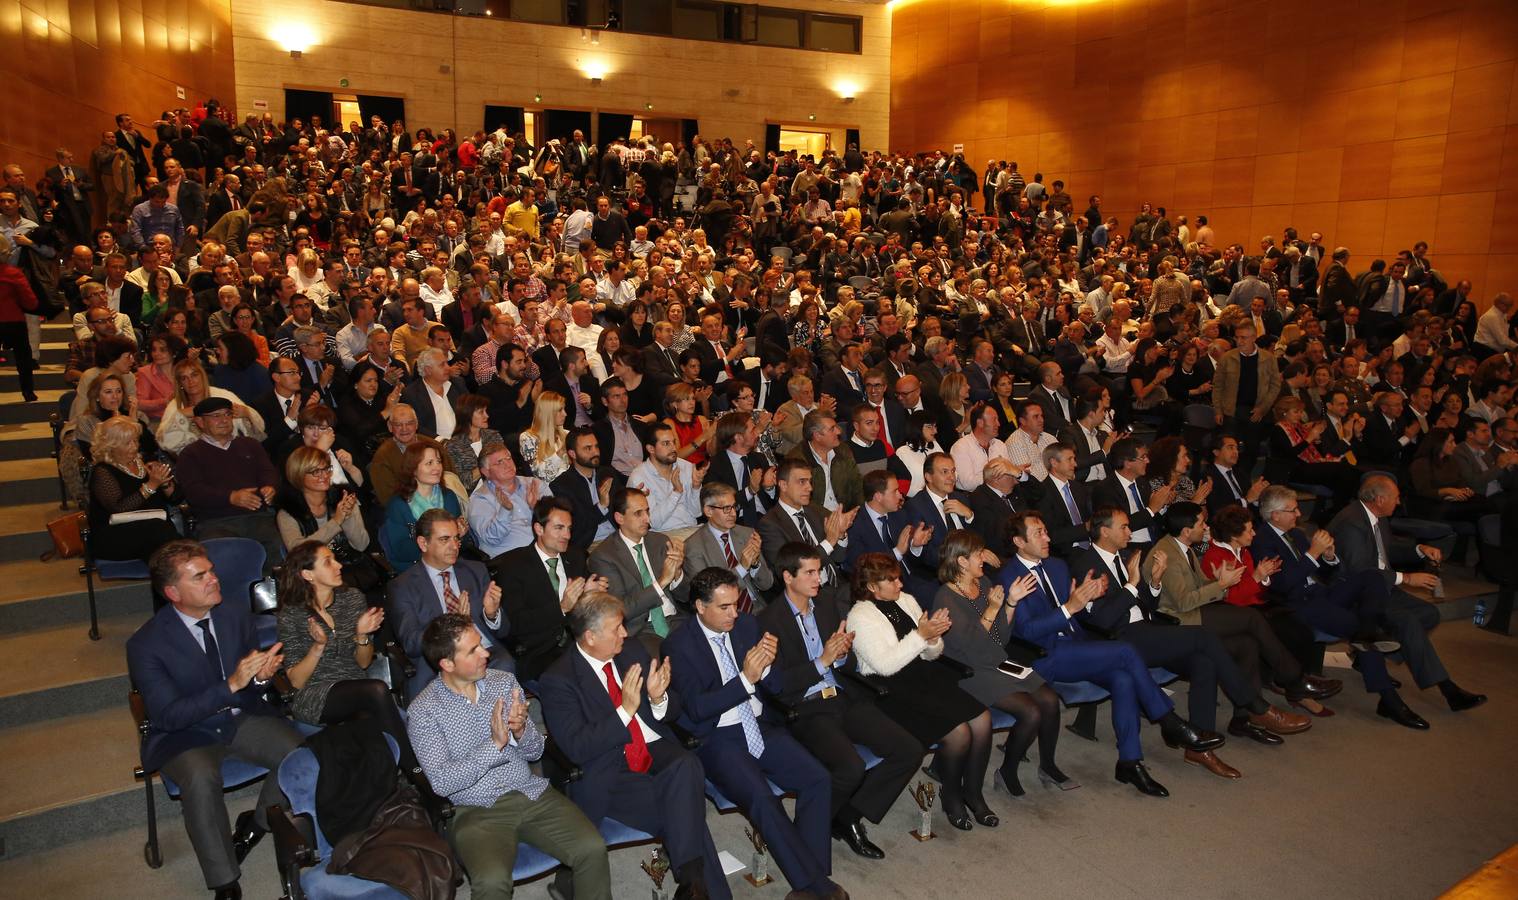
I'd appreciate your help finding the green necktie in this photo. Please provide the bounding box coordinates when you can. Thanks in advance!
[635,543,669,637]
[546,556,560,594]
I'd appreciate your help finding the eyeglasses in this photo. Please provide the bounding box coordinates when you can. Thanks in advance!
[705,503,738,513]
[303,424,333,433]
[273,369,300,376]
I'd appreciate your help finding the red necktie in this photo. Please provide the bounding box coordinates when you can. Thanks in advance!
[875,405,894,454]
[721,532,754,614]
[441,571,468,616]
[603,662,652,773]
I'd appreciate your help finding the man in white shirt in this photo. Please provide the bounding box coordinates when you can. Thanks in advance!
[628,423,704,536]
[1095,319,1134,376]
[1005,399,1058,481]
[951,402,1016,491]
[1474,291,1518,354]
[564,300,607,382]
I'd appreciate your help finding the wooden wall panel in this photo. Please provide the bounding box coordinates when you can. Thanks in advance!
[890,0,1518,306]
[231,0,890,154]
[1,0,235,179]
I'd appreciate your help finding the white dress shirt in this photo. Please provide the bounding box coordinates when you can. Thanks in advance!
[697,619,767,727]
[574,643,666,739]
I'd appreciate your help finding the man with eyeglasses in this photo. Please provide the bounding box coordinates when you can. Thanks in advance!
[389,508,513,699]
[251,356,309,453]
[65,300,126,386]
[683,482,773,614]
[292,324,346,408]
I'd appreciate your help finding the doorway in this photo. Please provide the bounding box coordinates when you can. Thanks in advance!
[778,128,830,159]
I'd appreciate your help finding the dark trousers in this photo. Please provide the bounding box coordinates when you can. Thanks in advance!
[1286,570,1396,692]
[1197,603,1303,693]
[1035,640,1173,761]
[1119,622,1257,730]
[788,693,922,824]
[697,725,833,895]
[159,714,304,888]
[1227,413,1270,478]
[0,321,35,396]
[1385,588,1449,689]
[600,740,732,900]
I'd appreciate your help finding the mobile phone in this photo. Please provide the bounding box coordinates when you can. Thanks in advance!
[997,660,1031,679]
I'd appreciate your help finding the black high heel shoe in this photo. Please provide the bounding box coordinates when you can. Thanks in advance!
[940,797,973,831]
[965,797,999,827]
[993,767,1025,797]
[1037,764,1080,791]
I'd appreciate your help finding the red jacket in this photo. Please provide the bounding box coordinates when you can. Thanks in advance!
[0,264,38,323]
[1201,542,1267,607]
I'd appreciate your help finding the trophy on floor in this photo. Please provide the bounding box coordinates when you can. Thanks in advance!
[744,825,773,886]
[640,846,671,900]
[910,780,937,841]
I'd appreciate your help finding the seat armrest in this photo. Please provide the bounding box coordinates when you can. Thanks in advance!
[1150,611,1181,627]
[268,803,316,900]
[542,735,583,788]
[669,720,702,751]
[128,688,151,736]
[1004,634,1049,663]
[840,670,890,698]
[934,656,974,679]
[381,640,413,706]
[1081,620,1119,640]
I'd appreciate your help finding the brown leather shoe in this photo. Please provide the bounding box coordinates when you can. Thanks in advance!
[1250,705,1312,735]
[1184,749,1242,779]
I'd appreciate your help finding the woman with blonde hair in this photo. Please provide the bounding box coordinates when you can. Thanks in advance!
[938,371,973,439]
[664,382,712,466]
[519,390,570,481]
[73,370,157,458]
[156,357,265,453]
[289,247,324,292]
[86,416,181,560]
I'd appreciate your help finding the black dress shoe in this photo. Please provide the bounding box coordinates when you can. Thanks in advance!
[831,819,885,859]
[1227,718,1285,746]
[1114,761,1169,797]
[231,810,266,864]
[1376,698,1430,730]
[212,881,242,900]
[1159,714,1225,752]
[1285,676,1342,703]
[1442,683,1488,712]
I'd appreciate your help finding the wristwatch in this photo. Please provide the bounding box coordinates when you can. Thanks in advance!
[356,636,372,646]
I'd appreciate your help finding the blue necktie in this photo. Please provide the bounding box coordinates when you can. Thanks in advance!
[1061,482,1083,525]
[712,635,766,758]
[1032,563,1057,606]
[197,619,225,680]
[878,514,892,546]
[1128,482,1143,514]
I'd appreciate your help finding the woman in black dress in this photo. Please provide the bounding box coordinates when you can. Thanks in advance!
[86,416,181,561]
[336,361,398,454]
[847,553,997,831]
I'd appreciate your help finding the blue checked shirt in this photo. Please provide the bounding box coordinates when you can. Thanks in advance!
[406,669,549,806]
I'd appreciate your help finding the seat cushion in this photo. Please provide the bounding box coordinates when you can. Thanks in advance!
[97,559,150,580]
[162,757,269,799]
[1050,680,1110,705]
[300,866,409,900]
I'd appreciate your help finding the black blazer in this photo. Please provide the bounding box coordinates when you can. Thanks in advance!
[755,591,857,709]
[737,367,786,414]
[1036,477,1092,552]
[1326,501,1418,592]
[293,352,348,408]
[400,378,467,439]
[251,388,304,452]
[1068,546,1162,633]
[1034,385,1075,435]
[1092,474,1157,536]
[691,338,734,386]
[541,371,603,425]
[642,343,682,388]
[704,447,774,526]
[818,366,866,423]
[965,483,1022,558]
[490,543,590,682]
[1360,413,1414,470]
[548,464,622,550]
[756,504,846,596]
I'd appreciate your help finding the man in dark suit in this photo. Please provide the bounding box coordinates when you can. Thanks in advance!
[125,540,304,899]
[1200,434,1268,518]
[1326,475,1486,726]
[491,498,604,684]
[758,542,922,860]
[1324,304,1365,352]
[114,112,152,189]
[757,458,854,605]
[845,469,938,600]
[857,369,908,451]
[663,568,845,899]
[550,427,619,550]
[965,457,1025,559]
[390,154,425,216]
[1003,513,1222,797]
[398,351,468,439]
[290,325,348,409]
[46,148,94,245]
[251,358,308,453]
[737,348,788,414]
[1031,362,1075,435]
[1038,443,1093,553]
[705,411,776,526]
[691,310,744,385]
[818,343,869,425]
[1360,391,1421,471]
[895,451,977,572]
[1002,305,1047,379]
[538,593,732,900]
[1092,438,1171,552]
[542,345,602,430]
[165,158,207,237]
[588,487,691,651]
[1073,507,1310,779]
[388,510,513,699]
[204,173,243,232]
[642,322,683,388]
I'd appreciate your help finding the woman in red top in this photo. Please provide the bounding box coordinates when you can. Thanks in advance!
[0,235,40,402]
[662,381,711,466]
[1202,506,1333,716]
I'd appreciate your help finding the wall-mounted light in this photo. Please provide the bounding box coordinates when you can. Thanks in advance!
[645,103,653,111]
[270,22,317,55]
[835,80,858,104]
[583,61,607,83]
[534,93,543,103]
[808,114,817,121]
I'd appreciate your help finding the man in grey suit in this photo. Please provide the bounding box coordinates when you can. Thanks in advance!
[588,486,690,652]
[387,509,512,699]
[1453,420,1518,497]
[1326,475,1486,728]
[685,482,773,613]
[756,458,856,605]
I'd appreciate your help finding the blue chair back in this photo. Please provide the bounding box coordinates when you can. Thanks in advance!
[203,538,266,610]
[279,733,400,859]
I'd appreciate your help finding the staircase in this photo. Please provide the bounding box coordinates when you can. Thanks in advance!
[0,321,178,863]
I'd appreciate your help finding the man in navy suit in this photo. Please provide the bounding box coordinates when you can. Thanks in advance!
[896,451,979,574]
[663,568,845,900]
[539,592,731,900]
[1003,512,1222,797]
[846,469,937,601]
[126,540,304,899]
[704,411,777,527]
[388,509,512,699]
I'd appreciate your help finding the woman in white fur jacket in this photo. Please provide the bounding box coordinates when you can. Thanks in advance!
[847,552,997,832]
